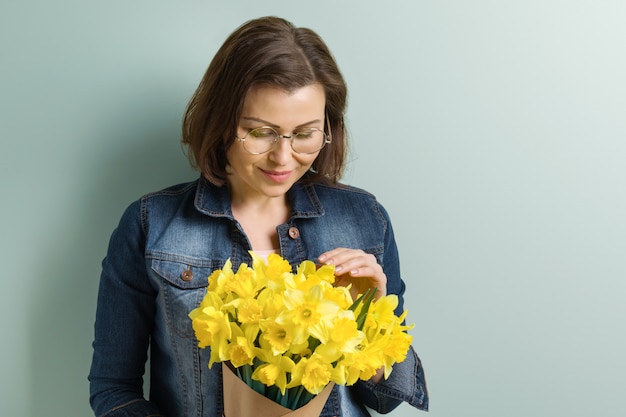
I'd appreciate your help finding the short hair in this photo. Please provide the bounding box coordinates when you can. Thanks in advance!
[182,16,348,186]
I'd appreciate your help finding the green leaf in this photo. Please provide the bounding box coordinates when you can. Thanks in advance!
[348,289,369,311]
[356,288,377,330]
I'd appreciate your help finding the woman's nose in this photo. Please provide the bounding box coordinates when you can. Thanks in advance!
[268,136,293,164]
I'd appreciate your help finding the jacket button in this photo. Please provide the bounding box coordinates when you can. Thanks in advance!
[181,269,194,281]
[288,227,300,239]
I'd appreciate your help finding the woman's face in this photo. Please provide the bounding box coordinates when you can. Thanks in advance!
[226,83,326,202]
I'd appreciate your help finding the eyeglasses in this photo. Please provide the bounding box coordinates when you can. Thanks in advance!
[236,126,331,155]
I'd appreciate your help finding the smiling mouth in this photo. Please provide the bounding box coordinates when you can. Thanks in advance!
[261,169,293,182]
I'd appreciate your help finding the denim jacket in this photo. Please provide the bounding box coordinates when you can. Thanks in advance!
[89,177,428,417]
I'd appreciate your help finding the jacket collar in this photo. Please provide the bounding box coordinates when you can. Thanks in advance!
[194,176,325,219]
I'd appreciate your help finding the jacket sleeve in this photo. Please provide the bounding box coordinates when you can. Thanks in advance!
[88,201,166,417]
[352,203,429,413]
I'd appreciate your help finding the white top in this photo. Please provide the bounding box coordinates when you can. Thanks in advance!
[253,249,277,262]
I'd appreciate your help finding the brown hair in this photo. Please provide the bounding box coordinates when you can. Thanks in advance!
[182,16,348,186]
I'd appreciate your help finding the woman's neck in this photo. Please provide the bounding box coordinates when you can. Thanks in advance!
[230,196,290,251]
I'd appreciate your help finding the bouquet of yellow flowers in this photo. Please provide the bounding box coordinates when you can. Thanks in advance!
[189,252,413,416]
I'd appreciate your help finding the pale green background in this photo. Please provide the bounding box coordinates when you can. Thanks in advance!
[1,1,624,416]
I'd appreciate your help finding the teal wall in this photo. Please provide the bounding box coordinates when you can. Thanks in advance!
[2,1,625,416]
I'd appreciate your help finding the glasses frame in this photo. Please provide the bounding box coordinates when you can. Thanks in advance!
[235,118,332,155]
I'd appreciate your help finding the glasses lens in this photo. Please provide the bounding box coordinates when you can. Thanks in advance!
[243,128,277,154]
[291,129,327,154]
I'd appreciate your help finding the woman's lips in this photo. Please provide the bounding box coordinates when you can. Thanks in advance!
[261,169,293,182]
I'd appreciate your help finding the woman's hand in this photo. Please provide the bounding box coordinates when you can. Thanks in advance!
[318,248,387,300]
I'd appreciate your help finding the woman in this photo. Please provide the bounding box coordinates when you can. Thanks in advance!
[89,16,428,417]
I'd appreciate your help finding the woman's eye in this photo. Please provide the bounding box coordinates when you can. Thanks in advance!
[250,128,275,138]
[294,130,315,139]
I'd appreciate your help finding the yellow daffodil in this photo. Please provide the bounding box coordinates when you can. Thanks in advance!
[288,354,333,394]
[252,348,296,394]
[281,285,339,331]
[224,262,259,300]
[331,356,361,386]
[259,320,295,355]
[237,298,263,325]
[251,252,293,292]
[207,259,234,298]
[322,285,353,310]
[293,261,335,291]
[380,323,414,378]
[189,291,231,349]
[227,323,258,368]
[365,295,409,339]
[310,310,363,364]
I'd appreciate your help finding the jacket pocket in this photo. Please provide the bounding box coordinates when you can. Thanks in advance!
[149,253,226,339]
